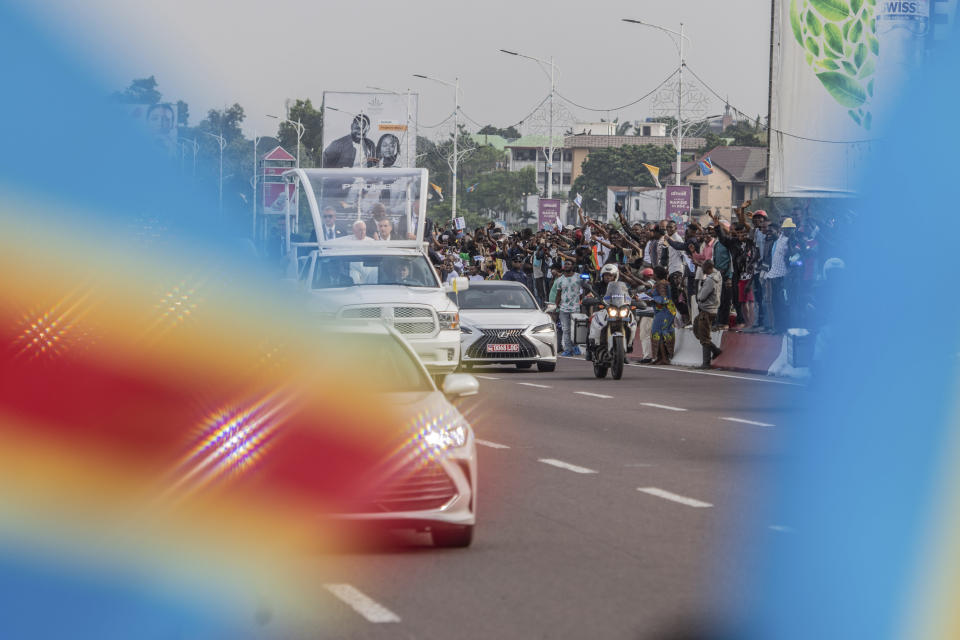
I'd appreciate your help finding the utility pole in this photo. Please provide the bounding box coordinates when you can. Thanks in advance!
[413,74,460,220]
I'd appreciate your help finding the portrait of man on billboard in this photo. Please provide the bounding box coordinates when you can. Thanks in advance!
[322,113,376,168]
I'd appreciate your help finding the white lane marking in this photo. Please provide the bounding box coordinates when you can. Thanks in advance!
[575,391,614,399]
[558,354,802,386]
[637,487,712,508]
[721,416,775,427]
[538,458,598,474]
[474,375,501,380]
[640,402,687,412]
[518,382,552,389]
[324,584,401,623]
[475,439,510,449]
[769,525,795,533]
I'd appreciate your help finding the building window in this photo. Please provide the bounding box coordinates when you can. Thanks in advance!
[735,184,745,204]
[692,185,701,209]
[642,126,651,136]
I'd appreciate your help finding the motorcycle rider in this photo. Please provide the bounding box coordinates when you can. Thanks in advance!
[585,264,636,361]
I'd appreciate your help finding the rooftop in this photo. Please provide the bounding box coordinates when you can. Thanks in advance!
[504,135,566,149]
[565,134,706,150]
[673,146,767,183]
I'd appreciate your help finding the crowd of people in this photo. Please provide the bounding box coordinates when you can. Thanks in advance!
[423,201,845,369]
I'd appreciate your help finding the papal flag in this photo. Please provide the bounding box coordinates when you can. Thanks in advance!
[430,183,444,201]
[642,163,662,188]
[574,193,583,209]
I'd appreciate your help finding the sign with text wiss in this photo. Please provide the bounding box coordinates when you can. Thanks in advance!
[665,186,692,221]
[537,198,561,230]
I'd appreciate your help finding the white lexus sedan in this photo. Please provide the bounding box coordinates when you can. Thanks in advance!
[449,281,557,373]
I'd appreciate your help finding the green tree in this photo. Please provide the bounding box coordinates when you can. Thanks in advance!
[477,124,521,139]
[111,76,162,104]
[278,99,324,167]
[176,100,189,128]
[570,144,676,211]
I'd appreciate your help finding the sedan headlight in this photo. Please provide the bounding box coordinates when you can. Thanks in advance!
[532,323,554,334]
[423,423,467,449]
[438,312,459,331]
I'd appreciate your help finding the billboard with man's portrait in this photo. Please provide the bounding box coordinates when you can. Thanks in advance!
[120,103,178,157]
[321,92,418,169]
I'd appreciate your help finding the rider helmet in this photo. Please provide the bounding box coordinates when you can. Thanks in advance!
[600,263,620,281]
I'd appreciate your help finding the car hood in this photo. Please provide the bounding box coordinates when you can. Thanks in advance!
[459,308,551,329]
[307,285,455,313]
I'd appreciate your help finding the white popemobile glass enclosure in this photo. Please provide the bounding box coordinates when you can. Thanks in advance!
[281,168,428,247]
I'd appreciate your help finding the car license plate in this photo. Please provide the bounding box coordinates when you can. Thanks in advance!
[487,343,519,353]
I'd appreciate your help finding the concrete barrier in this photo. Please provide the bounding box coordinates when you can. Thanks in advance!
[671,327,724,367]
[710,331,783,375]
[767,335,812,380]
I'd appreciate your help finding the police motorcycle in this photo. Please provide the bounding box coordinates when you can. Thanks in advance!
[582,265,637,380]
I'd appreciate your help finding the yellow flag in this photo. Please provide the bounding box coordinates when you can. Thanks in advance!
[430,183,444,201]
[642,163,662,189]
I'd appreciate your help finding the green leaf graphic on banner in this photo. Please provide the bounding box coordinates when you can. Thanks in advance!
[810,0,850,21]
[791,1,805,42]
[806,10,823,35]
[791,0,877,128]
[818,72,867,108]
[825,22,845,54]
[850,19,863,42]
[854,42,868,68]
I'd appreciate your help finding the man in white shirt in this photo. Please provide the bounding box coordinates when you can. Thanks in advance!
[762,218,795,334]
[339,220,375,242]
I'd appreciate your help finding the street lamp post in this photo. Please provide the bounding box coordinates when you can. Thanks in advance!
[622,19,691,185]
[500,49,559,198]
[414,73,460,221]
[251,131,262,239]
[203,131,226,217]
[266,114,305,168]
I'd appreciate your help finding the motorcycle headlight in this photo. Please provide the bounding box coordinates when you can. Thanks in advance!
[619,306,631,318]
[532,323,554,334]
[423,423,467,449]
[607,307,619,319]
[438,312,459,331]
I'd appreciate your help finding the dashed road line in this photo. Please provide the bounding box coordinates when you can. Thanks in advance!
[518,382,552,389]
[575,391,614,399]
[721,416,775,427]
[538,458,598,474]
[640,402,687,412]
[475,439,510,449]
[637,487,712,508]
[474,375,501,380]
[324,584,401,623]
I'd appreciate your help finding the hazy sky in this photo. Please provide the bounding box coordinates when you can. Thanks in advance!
[21,0,771,139]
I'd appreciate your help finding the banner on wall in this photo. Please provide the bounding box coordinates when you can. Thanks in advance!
[321,92,419,169]
[769,0,929,197]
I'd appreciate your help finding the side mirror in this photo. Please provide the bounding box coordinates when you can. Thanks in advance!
[443,277,470,293]
[442,373,479,398]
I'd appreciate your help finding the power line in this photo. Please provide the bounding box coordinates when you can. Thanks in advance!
[684,65,876,145]
[555,68,679,112]
[458,93,551,132]
[419,111,457,129]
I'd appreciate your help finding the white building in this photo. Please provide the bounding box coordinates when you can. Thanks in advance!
[504,135,572,197]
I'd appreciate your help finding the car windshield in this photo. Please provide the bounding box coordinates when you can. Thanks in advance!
[449,285,538,310]
[304,169,423,241]
[330,334,434,392]
[312,254,438,289]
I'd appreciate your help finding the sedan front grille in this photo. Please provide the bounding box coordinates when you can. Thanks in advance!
[466,328,538,359]
[344,462,458,513]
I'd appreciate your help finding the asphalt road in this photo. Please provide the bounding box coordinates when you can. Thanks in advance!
[262,358,799,639]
